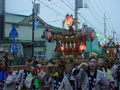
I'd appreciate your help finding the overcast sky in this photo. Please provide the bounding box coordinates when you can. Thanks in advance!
[5,0,120,42]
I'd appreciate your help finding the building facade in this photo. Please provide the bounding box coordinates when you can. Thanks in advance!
[4,13,64,60]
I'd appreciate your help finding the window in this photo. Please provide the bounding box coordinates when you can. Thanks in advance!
[34,51,46,60]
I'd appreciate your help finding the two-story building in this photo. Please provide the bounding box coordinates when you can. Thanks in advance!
[4,13,64,60]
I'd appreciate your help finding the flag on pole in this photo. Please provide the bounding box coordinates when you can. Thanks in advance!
[34,20,40,31]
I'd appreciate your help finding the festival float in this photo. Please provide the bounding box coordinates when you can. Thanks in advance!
[42,14,99,72]
[102,36,119,58]
[9,15,96,73]
[54,14,88,58]
[46,14,93,70]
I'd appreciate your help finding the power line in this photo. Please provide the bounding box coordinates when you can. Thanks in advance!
[39,1,65,17]
[63,0,102,33]
[61,0,74,11]
[78,13,103,33]
[8,1,62,14]
[48,0,76,27]
[97,0,113,23]
[40,1,61,8]
[94,0,104,16]
[87,0,114,27]
[107,21,114,30]
[87,0,103,18]
[97,0,106,14]
[47,19,63,23]
[97,0,114,20]
[97,1,114,32]
[107,16,114,29]
[80,0,105,31]
[77,16,85,27]
[66,0,74,8]
[86,8,102,23]
[80,13,103,33]
[50,0,70,13]
[94,0,114,30]
[47,0,102,33]
[78,17,85,24]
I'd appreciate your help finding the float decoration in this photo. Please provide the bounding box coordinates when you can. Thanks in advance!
[105,36,117,58]
[90,30,96,41]
[45,29,52,42]
[54,14,89,58]
[65,14,74,27]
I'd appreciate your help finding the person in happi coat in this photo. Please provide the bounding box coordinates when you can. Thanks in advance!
[16,58,30,90]
[68,70,77,90]
[72,57,109,90]
[97,56,115,90]
[0,61,9,90]
[103,58,115,90]
[3,52,10,66]
[52,64,73,90]
[0,61,17,90]
[117,61,120,90]
[110,58,119,90]
[36,64,46,90]
[30,56,38,65]
[43,73,52,90]
[24,63,46,90]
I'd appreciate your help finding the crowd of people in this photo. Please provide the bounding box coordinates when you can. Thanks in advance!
[0,55,120,90]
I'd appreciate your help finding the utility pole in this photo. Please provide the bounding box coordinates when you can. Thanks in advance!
[75,0,78,31]
[32,0,35,57]
[111,28,116,43]
[75,0,84,30]
[116,34,118,43]
[104,13,107,45]
[32,0,40,57]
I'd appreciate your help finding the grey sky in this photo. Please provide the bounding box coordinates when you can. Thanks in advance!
[5,0,120,42]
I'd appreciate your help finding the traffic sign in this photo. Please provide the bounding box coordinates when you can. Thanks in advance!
[9,26,18,38]
[8,40,18,52]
